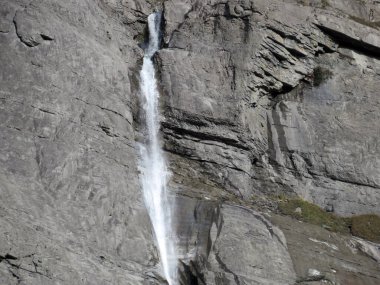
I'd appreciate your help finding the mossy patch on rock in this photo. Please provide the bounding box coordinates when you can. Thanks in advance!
[313,66,333,86]
[278,198,350,233]
[278,198,380,243]
[321,0,330,8]
[296,0,330,8]
[351,215,380,243]
[349,15,380,30]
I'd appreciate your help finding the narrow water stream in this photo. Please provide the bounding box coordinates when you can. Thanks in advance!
[138,12,178,285]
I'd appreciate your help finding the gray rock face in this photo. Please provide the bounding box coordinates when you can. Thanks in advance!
[160,0,380,216]
[0,0,158,283]
[271,215,380,285]
[173,197,296,284]
[201,205,296,285]
[1,0,380,284]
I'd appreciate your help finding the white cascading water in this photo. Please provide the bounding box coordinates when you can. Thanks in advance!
[138,12,177,285]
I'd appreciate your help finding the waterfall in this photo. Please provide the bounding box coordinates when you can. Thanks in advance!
[138,12,177,285]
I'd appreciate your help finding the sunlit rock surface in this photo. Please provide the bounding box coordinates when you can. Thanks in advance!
[1,0,380,284]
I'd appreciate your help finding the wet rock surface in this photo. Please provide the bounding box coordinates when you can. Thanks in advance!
[1,0,380,284]
[172,195,296,284]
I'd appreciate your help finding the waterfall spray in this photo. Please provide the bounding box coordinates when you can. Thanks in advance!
[138,12,177,285]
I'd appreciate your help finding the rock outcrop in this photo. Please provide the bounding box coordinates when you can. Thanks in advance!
[161,0,380,217]
[1,0,380,284]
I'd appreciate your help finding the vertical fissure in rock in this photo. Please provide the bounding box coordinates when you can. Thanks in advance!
[138,12,178,285]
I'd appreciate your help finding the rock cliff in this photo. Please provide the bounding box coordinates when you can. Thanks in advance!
[0,0,379,284]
